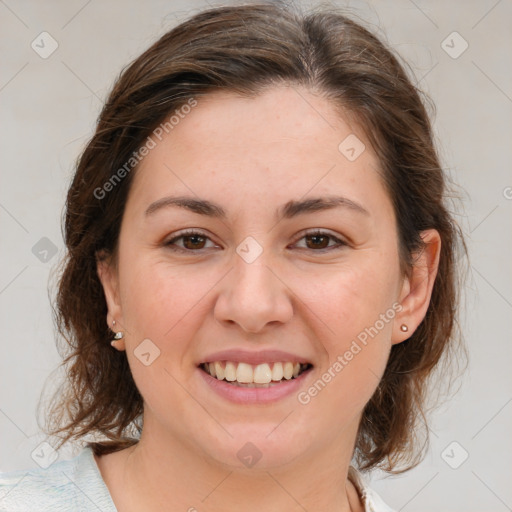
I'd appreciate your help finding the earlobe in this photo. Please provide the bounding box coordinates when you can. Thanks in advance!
[96,250,124,345]
[392,229,441,345]
[110,321,126,351]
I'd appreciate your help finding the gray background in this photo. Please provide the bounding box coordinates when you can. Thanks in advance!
[1,1,511,510]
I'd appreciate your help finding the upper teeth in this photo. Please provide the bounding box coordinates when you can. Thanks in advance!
[204,361,306,384]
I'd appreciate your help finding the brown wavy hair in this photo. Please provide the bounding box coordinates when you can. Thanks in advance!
[41,1,467,473]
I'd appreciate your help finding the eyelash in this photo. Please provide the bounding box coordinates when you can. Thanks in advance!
[164,229,347,253]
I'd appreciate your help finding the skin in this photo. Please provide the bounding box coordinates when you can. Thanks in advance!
[96,85,441,512]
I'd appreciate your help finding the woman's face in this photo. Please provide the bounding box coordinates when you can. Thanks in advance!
[99,85,415,469]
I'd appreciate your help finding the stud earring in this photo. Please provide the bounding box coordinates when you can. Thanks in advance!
[111,320,124,347]
[400,324,408,332]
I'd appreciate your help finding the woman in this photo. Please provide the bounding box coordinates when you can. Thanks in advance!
[0,3,466,511]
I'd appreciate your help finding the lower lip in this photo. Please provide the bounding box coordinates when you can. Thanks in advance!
[197,367,313,404]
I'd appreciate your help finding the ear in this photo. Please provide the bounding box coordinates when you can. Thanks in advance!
[392,229,441,345]
[96,249,126,351]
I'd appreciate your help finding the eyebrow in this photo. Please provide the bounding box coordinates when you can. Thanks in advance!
[144,194,370,220]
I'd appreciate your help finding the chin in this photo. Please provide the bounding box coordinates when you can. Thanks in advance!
[195,423,309,471]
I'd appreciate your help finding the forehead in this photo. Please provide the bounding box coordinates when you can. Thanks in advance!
[164,86,364,159]
[126,85,392,222]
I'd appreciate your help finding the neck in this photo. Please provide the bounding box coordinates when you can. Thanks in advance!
[100,415,362,512]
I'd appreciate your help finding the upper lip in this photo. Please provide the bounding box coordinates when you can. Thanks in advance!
[198,349,313,366]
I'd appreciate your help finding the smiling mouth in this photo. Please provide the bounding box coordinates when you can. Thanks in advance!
[199,361,313,388]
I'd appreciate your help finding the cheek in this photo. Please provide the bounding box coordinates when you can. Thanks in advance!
[119,253,208,339]
[308,341,389,431]
[305,257,399,344]
[297,256,397,406]
[117,258,207,413]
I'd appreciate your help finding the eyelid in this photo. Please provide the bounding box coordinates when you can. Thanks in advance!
[291,228,348,250]
[165,227,348,253]
[164,229,219,250]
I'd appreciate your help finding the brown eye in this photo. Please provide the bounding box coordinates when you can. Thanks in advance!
[165,230,215,252]
[181,234,207,250]
[294,230,347,251]
[304,233,330,249]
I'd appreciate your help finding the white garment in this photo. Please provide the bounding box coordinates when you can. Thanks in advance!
[0,446,396,511]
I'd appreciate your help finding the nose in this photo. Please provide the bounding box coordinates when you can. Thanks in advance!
[214,251,294,334]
